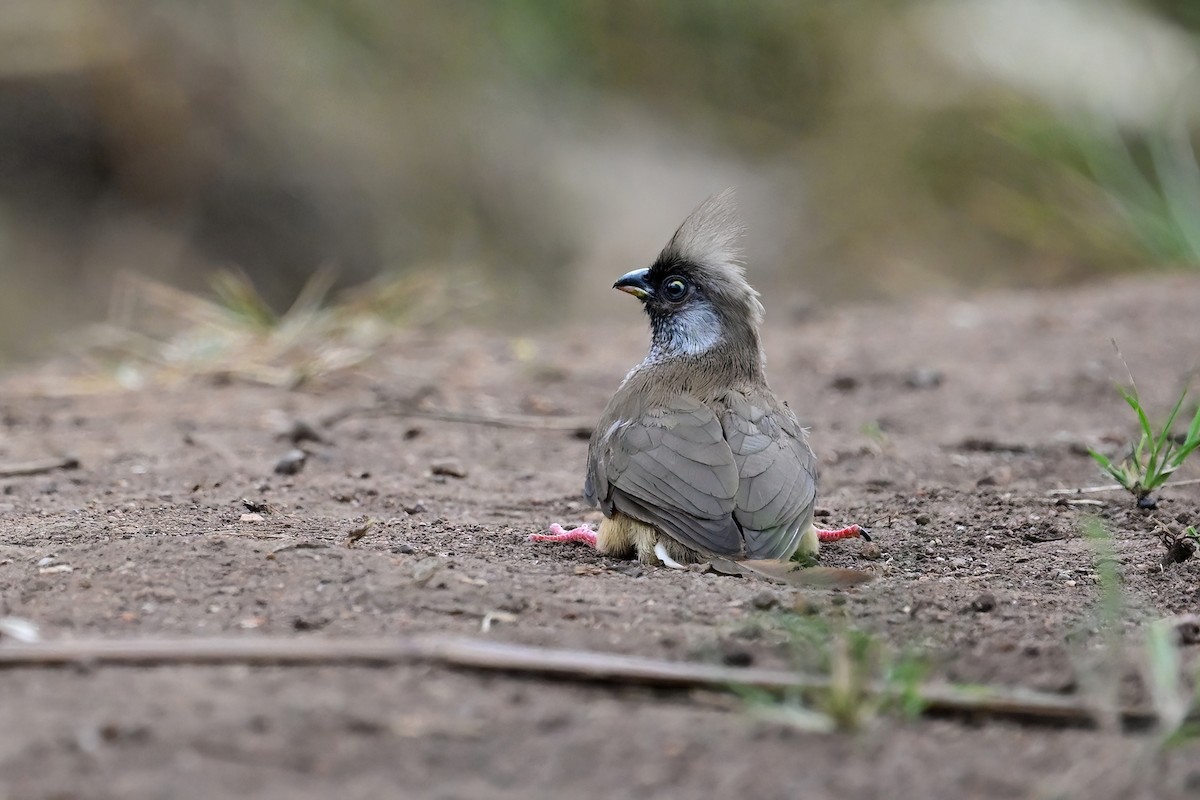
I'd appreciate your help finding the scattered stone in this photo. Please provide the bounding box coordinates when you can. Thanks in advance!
[239,512,265,523]
[860,541,882,560]
[404,502,428,515]
[292,616,330,631]
[430,460,467,479]
[1173,616,1200,646]
[970,592,997,613]
[915,513,931,526]
[241,498,274,514]
[750,591,782,610]
[274,449,308,475]
[393,543,416,555]
[279,419,327,445]
[904,368,943,390]
[1137,495,1158,510]
[719,644,755,667]
[830,375,858,392]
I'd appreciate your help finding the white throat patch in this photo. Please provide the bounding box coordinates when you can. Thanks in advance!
[647,302,723,361]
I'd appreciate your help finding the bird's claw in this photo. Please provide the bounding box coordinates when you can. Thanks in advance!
[528,523,598,548]
[815,524,869,543]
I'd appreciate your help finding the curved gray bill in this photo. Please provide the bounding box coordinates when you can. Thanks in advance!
[613,268,652,300]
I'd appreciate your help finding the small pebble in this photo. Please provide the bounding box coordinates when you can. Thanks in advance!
[970,592,996,613]
[281,419,326,445]
[720,646,755,667]
[750,591,781,611]
[915,513,931,526]
[860,541,882,560]
[904,368,943,390]
[1174,618,1200,646]
[274,449,307,475]
[431,460,467,479]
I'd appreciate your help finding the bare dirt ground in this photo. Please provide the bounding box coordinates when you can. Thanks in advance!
[3,274,1200,799]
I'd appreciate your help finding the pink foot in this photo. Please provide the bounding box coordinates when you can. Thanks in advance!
[528,523,598,548]
[816,524,869,543]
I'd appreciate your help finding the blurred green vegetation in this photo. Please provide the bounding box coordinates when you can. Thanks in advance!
[0,0,1198,363]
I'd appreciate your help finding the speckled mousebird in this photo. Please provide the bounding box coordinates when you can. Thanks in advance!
[532,190,865,569]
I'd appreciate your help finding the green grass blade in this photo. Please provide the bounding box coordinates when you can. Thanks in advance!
[1120,386,1155,440]
[1185,403,1200,449]
[1154,388,1188,471]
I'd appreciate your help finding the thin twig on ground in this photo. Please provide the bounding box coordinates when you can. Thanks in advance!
[0,456,80,478]
[1047,477,1200,496]
[0,635,1160,730]
[321,404,593,435]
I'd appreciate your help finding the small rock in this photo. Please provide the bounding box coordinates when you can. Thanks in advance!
[393,543,416,555]
[904,368,943,390]
[292,616,330,631]
[750,591,781,610]
[404,502,428,515]
[430,460,467,479]
[240,512,265,523]
[719,645,755,667]
[860,541,882,560]
[280,419,327,445]
[241,498,273,514]
[1174,617,1200,646]
[274,449,307,475]
[915,513,931,526]
[830,375,858,392]
[970,592,996,613]
[1137,495,1158,510]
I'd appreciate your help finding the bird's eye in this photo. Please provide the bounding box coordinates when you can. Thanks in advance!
[662,277,688,302]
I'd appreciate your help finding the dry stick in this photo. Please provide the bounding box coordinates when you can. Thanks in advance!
[321,404,593,435]
[0,456,80,478]
[1047,477,1200,496]
[0,635,1158,730]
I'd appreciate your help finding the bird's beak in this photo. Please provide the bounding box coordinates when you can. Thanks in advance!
[613,268,652,300]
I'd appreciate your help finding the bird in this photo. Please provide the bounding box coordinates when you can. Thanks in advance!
[532,190,865,571]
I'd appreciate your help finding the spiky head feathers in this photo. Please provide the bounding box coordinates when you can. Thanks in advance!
[647,189,764,328]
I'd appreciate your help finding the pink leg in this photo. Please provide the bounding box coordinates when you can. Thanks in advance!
[816,524,869,543]
[528,523,598,548]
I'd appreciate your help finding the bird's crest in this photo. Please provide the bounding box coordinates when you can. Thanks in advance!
[658,189,763,324]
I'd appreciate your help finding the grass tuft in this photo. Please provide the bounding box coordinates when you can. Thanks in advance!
[1088,346,1200,504]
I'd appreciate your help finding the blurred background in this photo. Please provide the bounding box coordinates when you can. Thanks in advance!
[1,0,1199,366]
